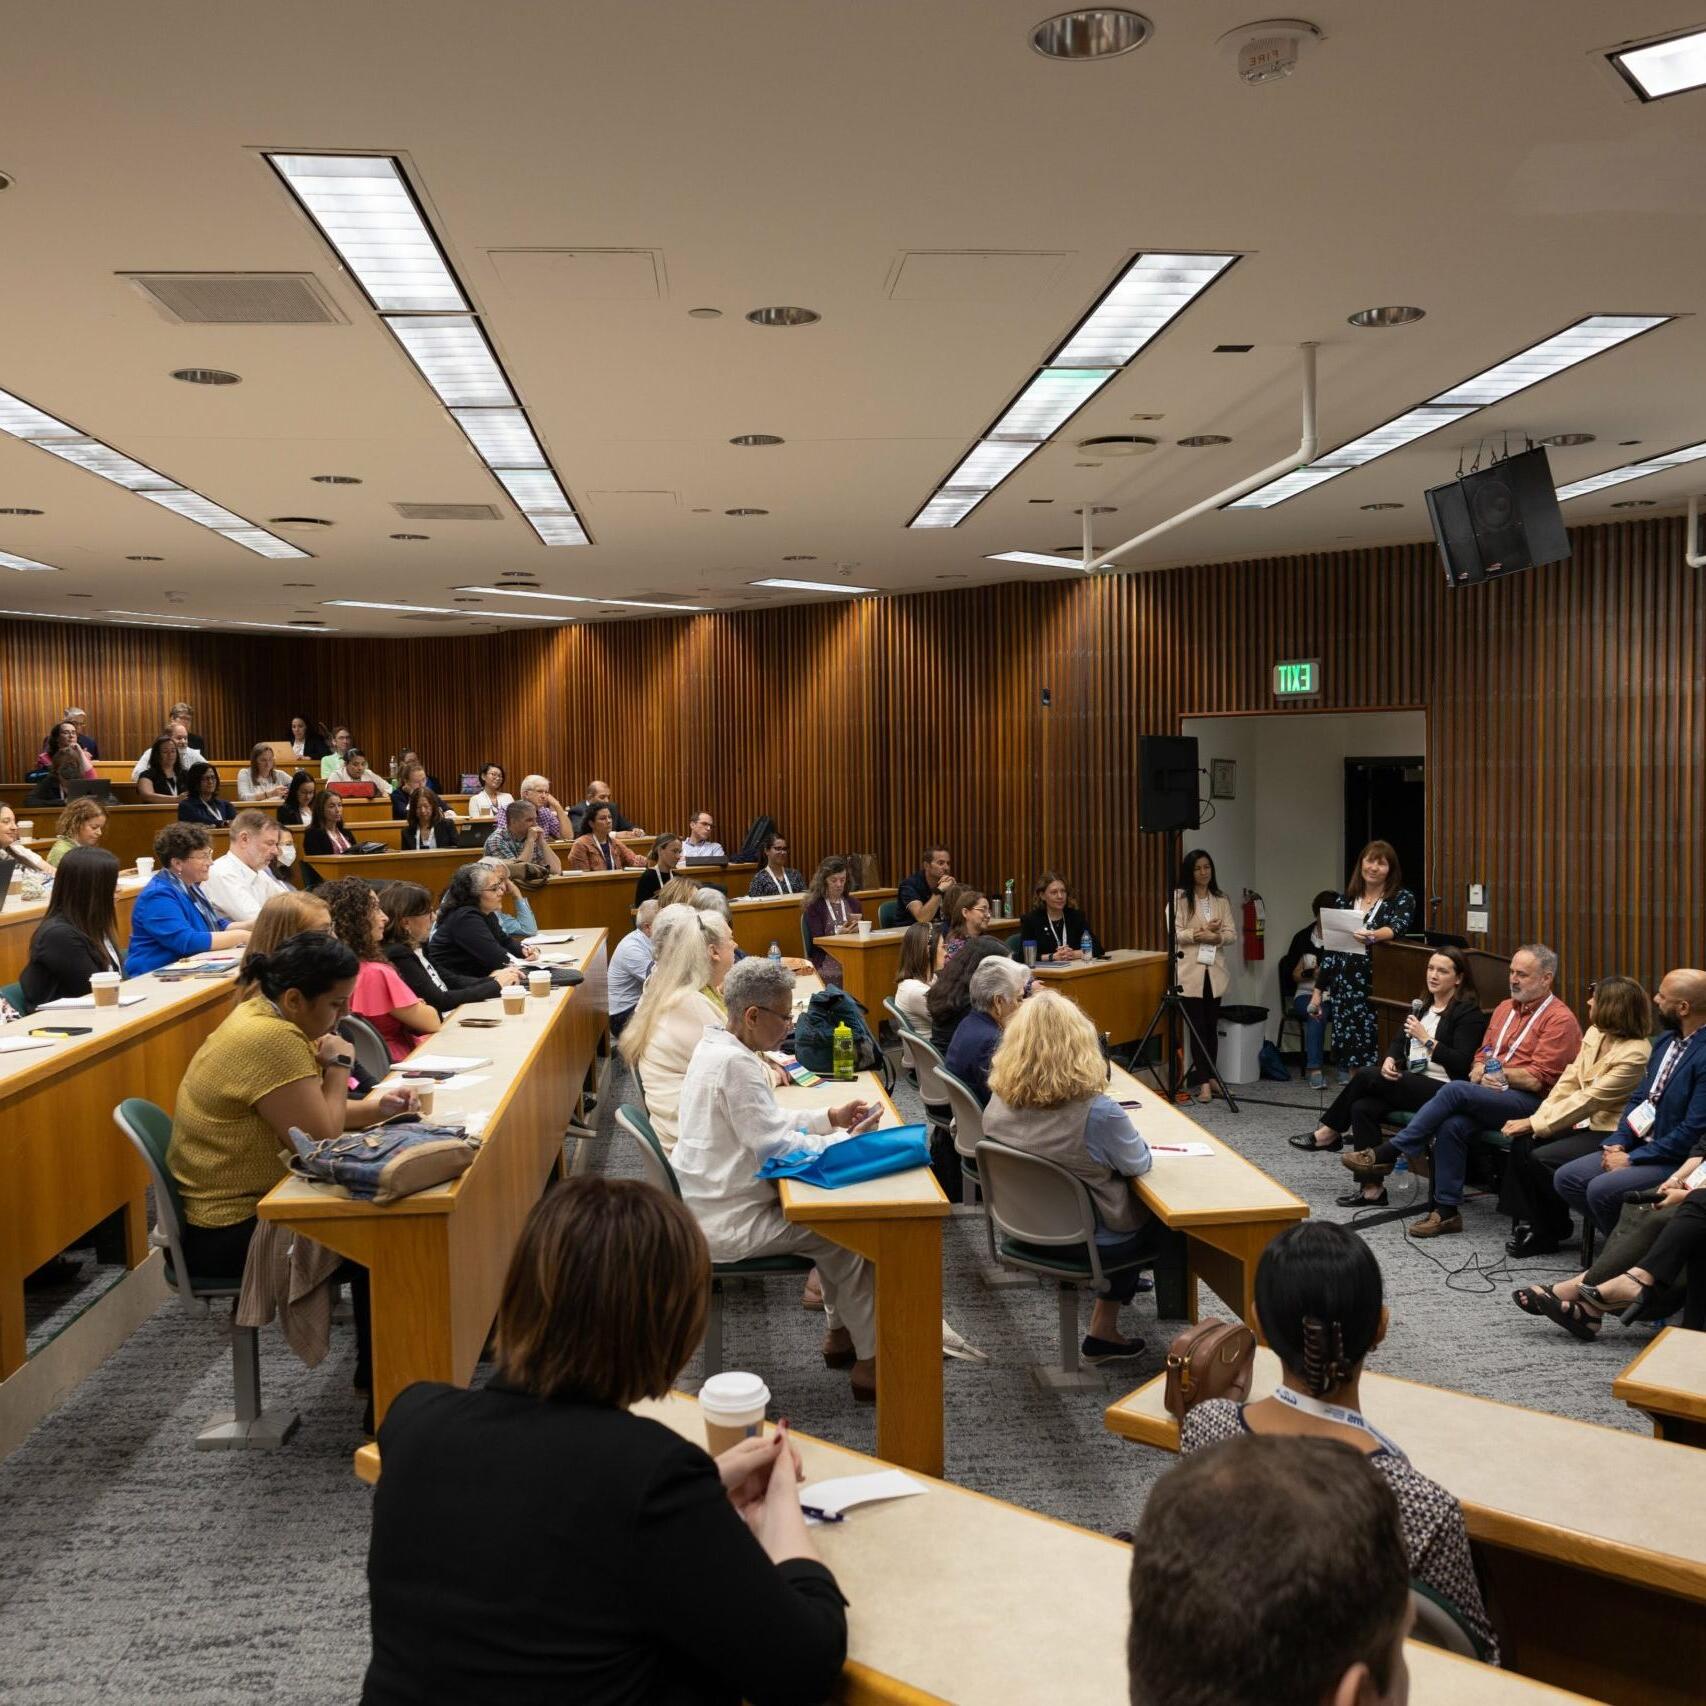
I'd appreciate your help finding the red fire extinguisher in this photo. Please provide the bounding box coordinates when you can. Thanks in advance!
[1242,890,1266,961]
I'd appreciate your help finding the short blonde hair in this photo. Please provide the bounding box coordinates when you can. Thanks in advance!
[987,990,1106,1108]
[519,774,549,796]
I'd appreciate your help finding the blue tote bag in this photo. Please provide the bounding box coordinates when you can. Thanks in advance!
[756,1124,930,1189]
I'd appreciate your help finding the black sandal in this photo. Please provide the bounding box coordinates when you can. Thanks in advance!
[1511,1284,1555,1317]
[1532,1287,1601,1341]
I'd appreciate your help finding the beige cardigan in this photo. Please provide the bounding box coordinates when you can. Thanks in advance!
[1173,890,1238,999]
[639,989,725,1151]
[1529,1028,1652,1138]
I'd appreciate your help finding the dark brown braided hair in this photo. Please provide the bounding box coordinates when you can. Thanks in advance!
[1255,1223,1383,1397]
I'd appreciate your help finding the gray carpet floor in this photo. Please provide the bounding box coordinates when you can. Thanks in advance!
[0,1062,1652,1703]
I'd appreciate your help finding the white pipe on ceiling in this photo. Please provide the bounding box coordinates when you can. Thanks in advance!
[1687,494,1706,570]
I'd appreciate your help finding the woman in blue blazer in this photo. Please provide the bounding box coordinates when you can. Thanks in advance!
[123,823,252,977]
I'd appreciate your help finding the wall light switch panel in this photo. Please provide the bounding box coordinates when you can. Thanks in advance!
[1468,884,1486,907]
[1466,908,1489,934]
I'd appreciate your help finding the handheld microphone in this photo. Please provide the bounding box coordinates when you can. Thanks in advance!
[1410,997,1427,1019]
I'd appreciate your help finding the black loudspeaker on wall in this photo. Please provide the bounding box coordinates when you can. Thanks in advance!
[1425,446,1571,588]
[1139,735,1200,834]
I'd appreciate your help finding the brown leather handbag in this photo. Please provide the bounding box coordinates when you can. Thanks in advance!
[1162,1321,1258,1421]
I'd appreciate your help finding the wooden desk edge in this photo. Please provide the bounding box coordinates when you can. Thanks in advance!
[1611,1330,1706,1424]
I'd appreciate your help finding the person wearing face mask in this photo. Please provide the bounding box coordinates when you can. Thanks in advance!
[1309,840,1417,1077]
[1342,944,1582,1239]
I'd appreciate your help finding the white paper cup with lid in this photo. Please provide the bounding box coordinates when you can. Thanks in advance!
[699,1370,771,1456]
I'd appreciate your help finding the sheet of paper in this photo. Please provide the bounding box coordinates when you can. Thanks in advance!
[35,993,148,1010]
[1319,907,1368,955]
[396,1053,492,1072]
[0,1036,57,1054]
[800,1469,925,1522]
[525,930,577,944]
[1148,1141,1215,1157]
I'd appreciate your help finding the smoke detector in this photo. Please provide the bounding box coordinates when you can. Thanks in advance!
[1218,19,1323,83]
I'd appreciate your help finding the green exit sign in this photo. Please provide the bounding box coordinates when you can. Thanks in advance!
[1274,658,1321,698]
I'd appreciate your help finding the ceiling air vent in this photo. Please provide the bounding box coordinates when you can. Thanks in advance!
[392,502,503,522]
[119,272,346,325]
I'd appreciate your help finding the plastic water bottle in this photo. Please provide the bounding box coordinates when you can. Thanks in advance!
[1003,878,1015,918]
[1389,1152,1417,1206]
[1080,930,1094,959]
[832,1019,856,1081]
[768,941,782,964]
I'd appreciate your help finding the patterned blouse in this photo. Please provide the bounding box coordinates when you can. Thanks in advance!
[1181,1398,1498,1663]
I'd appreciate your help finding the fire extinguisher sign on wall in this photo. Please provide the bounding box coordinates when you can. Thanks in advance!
[1242,891,1266,960]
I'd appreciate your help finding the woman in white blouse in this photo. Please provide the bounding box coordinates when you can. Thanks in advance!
[237,743,289,801]
[616,903,733,1151]
[468,762,515,821]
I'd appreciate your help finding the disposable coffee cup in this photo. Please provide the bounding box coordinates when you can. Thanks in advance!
[699,1370,771,1457]
[90,972,121,1008]
[17,821,33,837]
[857,919,872,937]
[1023,940,1038,967]
[528,968,551,999]
[501,986,526,1016]
[414,1084,436,1118]
[135,856,155,878]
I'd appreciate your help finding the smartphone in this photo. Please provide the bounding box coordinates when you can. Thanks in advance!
[459,1017,503,1028]
[31,1025,93,1037]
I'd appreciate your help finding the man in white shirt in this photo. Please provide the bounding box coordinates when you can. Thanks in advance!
[674,957,880,1399]
[201,810,289,923]
[682,810,726,861]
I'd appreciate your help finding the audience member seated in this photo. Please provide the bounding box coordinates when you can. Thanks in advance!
[130,719,193,785]
[1290,949,1486,1206]
[942,885,992,958]
[1341,943,1582,1239]
[288,714,330,762]
[178,761,236,825]
[322,876,443,1061]
[1278,889,1341,1089]
[568,803,644,872]
[238,891,332,990]
[25,749,90,807]
[676,957,880,1400]
[0,803,55,877]
[304,789,357,857]
[1128,1434,1414,1706]
[943,955,1030,1105]
[1547,967,1706,1243]
[801,856,862,984]
[389,762,431,820]
[652,875,702,911]
[21,847,123,1007]
[609,898,661,1038]
[399,786,459,850]
[278,770,318,828]
[201,810,290,924]
[379,880,517,1014]
[893,921,943,1031]
[635,834,684,907]
[984,990,1155,1363]
[748,831,805,897]
[63,706,98,758]
[389,749,440,795]
[318,726,356,780]
[428,863,539,983]
[47,797,108,867]
[35,720,97,779]
[1495,976,1655,1255]
[362,1176,845,1706]
[167,701,205,754]
[134,735,184,801]
[516,774,568,841]
[477,856,545,944]
[124,824,252,976]
[617,903,733,1151]
[468,762,513,821]
[571,778,643,838]
[1017,870,1100,963]
[926,934,1015,1057]
[333,749,388,800]
[898,844,954,926]
[484,799,563,875]
[1179,1219,1497,1659]
[682,810,725,861]
[237,743,289,801]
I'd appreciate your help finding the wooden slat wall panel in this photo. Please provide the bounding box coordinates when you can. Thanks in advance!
[3,515,1701,1007]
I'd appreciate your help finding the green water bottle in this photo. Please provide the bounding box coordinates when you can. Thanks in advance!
[832,1019,856,1081]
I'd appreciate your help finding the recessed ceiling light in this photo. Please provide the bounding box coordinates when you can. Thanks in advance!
[66,592,93,599]
[750,577,877,594]
[1233,314,1675,509]
[1074,461,1103,468]
[125,554,164,561]
[1541,433,1595,447]
[745,306,820,327]
[1554,436,1706,501]
[451,584,701,611]
[452,596,483,603]
[781,554,817,561]
[171,367,242,385]
[1027,497,1054,504]
[281,580,316,587]
[390,532,430,541]
[312,473,363,485]
[1213,343,1254,353]
[1347,306,1425,329]
[688,307,723,319]
[1611,499,1657,509]
[1177,434,1232,447]
[387,316,515,408]
[691,507,711,513]
[729,433,784,447]
[1076,435,1156,456]
[1360,502,1404,510]
[1030,9,1153,60]
[0,506,42,515]
[1618,439,1643,446]
[267,515,334,528]
[1608,26,1706,101]
[1128,412,1164,421]
[726,507,769,516]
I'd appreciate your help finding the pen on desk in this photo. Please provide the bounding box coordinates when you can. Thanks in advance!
[800,1505,845,1523]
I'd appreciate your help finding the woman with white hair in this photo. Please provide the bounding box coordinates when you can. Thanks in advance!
[618,903,735,1151]
[943,954,1031,1105]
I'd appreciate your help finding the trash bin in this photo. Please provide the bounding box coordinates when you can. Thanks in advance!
[1215,1004,1270,1085]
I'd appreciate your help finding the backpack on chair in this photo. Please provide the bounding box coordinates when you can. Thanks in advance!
[792,987,893,1091]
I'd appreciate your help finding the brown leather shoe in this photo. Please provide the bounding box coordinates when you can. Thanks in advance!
[1340,1149,1393,1178]
[801,1268,825,1312]
[849,1358,877,1403]
[1408,1209,1463,1239]
[821,1326,856,1369]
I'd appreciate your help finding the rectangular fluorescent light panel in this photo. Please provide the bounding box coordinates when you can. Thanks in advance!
[140,490,250,530]
[386,316,514,407]
[524,513,591,546]
[452,584,700,611]
[1555,438,1706,501]
[37,439,177,490]
[984,551,1085,569]
[909,252,1237,528]
[267,154,467,313]
[750,578,877,595]
[493,469,571,511]
[0,389,83,439]
[0,550,62,572]
[215,527,312,559]
[1230,314,1674,508]
[451,408,549,469]
[1610,29,1706,100]
[323,599,567,622]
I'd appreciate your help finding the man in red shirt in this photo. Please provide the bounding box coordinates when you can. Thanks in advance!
[1342,943,1582,1237]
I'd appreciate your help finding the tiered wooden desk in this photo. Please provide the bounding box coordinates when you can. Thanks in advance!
[258,928,609,1455]
[1106,1346,1706,1705]
[1613,1328,1706,1447]
[773,1070,949,1477]
[0,958,238,1377]
[1027,948,1169,1046]
[0,881,142,988]
[729,887,897,959]
[820,917,1023,1018]
[354,1392,1597,1704]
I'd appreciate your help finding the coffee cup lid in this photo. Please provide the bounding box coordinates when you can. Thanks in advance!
[90,971,120,983]
[699,1370,770,1418]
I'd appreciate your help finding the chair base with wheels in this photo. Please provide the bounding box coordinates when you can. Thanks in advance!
[111,1098,299,1451]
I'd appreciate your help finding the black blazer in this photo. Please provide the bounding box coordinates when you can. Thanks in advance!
[304,825,359,857]
[399,819,459,851]
[1015,903,1100,960]
[634,866,666,908]
[385,941,499,1013]
[1277,922,1320,1006]
[428,905,520,981]
[1383,998,1489,1081]
[22,916,122,1008]
[363,1380,846,1706]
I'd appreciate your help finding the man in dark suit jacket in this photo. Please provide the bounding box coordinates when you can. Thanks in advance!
[569,778,641,836]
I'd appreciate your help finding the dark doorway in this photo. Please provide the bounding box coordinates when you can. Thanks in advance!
[1344,757,1425,923]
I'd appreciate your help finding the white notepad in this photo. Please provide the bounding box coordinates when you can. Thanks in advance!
[35,993,147,1010]
[395,1053,492,1072]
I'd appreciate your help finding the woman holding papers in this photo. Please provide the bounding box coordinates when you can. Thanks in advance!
[1173,848,1238,1103]
[1310,840,1417,1073]
[21,847,124,1006]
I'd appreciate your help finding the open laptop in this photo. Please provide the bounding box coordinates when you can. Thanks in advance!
[65,778,114,801]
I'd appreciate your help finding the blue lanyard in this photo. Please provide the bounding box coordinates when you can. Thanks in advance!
[1270,1385,1408,1460]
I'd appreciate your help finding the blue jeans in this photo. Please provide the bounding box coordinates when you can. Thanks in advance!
[1390,1080,1541,1210]
[1553,1149,1676,1234]
[1292,990,1325,1070]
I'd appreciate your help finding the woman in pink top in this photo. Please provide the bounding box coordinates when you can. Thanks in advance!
[320,876,444,1061]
